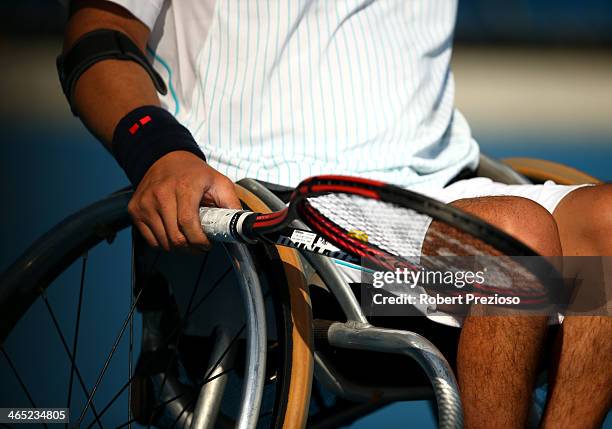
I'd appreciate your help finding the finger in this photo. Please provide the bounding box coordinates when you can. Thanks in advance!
[176,186,212,250]
[142,209,171,251]
[155,191,188,250]
[134,221,160,248]
[213,179,242,210]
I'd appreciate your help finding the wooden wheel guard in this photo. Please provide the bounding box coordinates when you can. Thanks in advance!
[235,184,314,429]
[503,157,602,185]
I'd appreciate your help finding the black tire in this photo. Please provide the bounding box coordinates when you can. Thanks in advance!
[0,189,304,428]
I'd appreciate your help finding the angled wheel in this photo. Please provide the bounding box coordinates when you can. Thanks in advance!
[0,184,313,428]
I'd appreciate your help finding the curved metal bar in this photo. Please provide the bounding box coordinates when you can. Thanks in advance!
[151,373,194,428]
[301,257,368,324]
[313,352,433,402]
[224,243,268,429]
[192,326,237,429]
[327,322,463,429]
[477,153,531,185]
[237,178,367,324]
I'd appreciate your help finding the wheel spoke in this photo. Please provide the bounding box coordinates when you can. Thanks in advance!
[66,253,88,423]
[0,347,48,429]
[115,387,198,429]
[93,302,242,427]
[202,367,234,385]
[74,285,145,426]
[76,249,160,426]
[187,266,233,317]
[127,243,135,429]
[118,246,273,428]
[84,375,135,429]
[167,362,239,429]
[151,264,234,353]
[202,325,245,383]
[146,252,210,429]
[40,291,103,429]
[114,416,139,429]
[168,394,198,429]
[94,322,241,428]
[84,347,175,429]
[112,363,233,429]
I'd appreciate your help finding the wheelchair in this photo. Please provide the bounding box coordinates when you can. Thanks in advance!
[0,155,601,428]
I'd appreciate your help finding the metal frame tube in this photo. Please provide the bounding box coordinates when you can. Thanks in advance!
[313,352,433,402]
[327,322,463,429]
[192,326,238,429]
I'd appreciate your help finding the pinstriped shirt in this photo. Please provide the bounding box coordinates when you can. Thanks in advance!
[108,0,479,191]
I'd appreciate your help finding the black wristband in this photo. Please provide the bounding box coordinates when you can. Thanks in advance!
[112,105,206,186]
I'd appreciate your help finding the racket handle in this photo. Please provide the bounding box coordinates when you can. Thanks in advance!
[199,207,257,243]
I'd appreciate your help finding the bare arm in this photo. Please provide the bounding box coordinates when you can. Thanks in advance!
[64,0,159,144]
[63,0,241,251]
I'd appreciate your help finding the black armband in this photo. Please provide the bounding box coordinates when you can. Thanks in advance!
[112,106,207,186]
[57,29,168,115]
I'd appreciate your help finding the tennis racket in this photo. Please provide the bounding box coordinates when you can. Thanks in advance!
[200,175,559,306]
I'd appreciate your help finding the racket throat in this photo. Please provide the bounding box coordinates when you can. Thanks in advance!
[271,227,360,264]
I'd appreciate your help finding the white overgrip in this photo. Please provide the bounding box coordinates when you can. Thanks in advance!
[199,207,257,243]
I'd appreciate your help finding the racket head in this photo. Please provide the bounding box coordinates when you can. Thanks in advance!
[290,175,560,307]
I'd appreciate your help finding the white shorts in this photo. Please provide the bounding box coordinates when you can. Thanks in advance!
[336,178,592,327]
[424,177,588,214]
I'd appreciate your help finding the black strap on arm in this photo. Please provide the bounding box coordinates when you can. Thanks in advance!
[57,29,168,115]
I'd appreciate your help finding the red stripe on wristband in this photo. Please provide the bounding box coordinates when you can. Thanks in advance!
[129,115,153,135]
[129,123,140,134]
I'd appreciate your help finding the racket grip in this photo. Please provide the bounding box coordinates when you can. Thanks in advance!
[199,207,257,243]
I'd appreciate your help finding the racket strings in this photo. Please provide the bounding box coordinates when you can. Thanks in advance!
[305,192,548,300]
[423,221,544,296]
[306,193,430,259]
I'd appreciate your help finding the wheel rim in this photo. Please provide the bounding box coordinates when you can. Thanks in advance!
[0,189,298,428]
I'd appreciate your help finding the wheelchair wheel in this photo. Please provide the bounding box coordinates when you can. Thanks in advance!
[0,185,313,429]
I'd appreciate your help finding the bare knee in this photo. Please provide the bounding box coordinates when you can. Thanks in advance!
[585,186,612,248]
[554,184,612,255]
[452,196,562,256]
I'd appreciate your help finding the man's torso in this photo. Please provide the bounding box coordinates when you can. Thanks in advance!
[111,0,479,189]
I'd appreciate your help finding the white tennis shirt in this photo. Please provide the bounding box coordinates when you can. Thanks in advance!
[106,0,479,190]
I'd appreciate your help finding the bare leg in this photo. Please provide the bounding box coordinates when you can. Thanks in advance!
[452,197,562,429]
[459,309,548,428]
[541,316,612,429]
[553,184,612,256]
[539,185,612,428]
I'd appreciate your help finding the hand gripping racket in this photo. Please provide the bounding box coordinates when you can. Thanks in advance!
[200,175,559,306]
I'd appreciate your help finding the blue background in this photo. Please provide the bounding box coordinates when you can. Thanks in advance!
[0,0,611,427]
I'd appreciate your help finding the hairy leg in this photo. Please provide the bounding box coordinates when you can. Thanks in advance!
[538,185,612,428]
[458,308,548,428]
[451,196,562,429]
[541,316,612,428]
